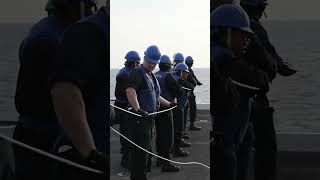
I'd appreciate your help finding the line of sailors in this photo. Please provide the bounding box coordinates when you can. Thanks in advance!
[112,45,203,180]
[211,1,296,180]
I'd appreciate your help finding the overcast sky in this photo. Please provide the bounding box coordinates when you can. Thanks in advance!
[111,0,209,68]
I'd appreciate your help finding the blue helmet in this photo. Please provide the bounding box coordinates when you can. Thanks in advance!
[173,53,184,62]
[46,0,97,11]
[241,0,268,7]
[174,63,189,73]
[144,45,161,64]
[211,4,253,34]
[125,51,140,62]
[160,55,172,64]
[185,56,193,64]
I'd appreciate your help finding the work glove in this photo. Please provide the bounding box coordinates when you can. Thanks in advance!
[136,109,149,119]
[85,150,108,176]
[278,62,297,76]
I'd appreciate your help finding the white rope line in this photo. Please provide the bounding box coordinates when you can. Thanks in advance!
[110,104,142,117]
[110,104,177,117]
[230,79,260,90]
[181,86,192,91]
[110,126,210,169]
[149,105,177,115]
[0,133,103,175]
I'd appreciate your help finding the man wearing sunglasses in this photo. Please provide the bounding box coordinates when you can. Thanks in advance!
[13,0,97,179]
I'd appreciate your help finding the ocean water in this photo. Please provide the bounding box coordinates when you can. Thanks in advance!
[110,68,210,104]
[0,21,320,133]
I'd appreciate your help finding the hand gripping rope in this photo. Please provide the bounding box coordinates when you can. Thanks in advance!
[110,103,210,169]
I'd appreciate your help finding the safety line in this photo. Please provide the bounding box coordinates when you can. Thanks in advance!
[110,126,210,169]
[0,133,103,174]
[110,104,177,117]
[230,79,260,90]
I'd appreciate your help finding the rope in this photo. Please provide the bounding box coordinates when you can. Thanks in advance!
[181,86,192,91]
[110,104,210,169]
[110,104,177,117]
[230,79,260,90]
[0,133,103,174]
[110,126,210,169]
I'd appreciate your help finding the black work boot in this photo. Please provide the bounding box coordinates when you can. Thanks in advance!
[189,122,201,131]
[173,147,189,157]
[180,139,191,148]
[162,162,181,172]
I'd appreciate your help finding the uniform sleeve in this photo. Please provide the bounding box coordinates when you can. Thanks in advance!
[127,69,144,92]
[49,22,105,91]
[165,73,182,98]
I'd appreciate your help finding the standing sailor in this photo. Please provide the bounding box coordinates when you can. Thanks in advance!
[240,0,297,179]
[171,63,195,157]
[211,4,269,180]
[185,56,202,131]
[114,51,140,171]
[126,45,177,180]
[50,3,109,179]
[154,55,181,172]
[13,0,97,179]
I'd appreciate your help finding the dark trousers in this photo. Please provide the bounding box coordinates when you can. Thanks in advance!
[184,103,189,132]
[188,93,197,124]
[212,98,254,180]
[12,123,58,180]
[252,95,277,180]
[114,101,131,169]
[155,109,174,162]
[172,108,184,148]
[129,115,153,180]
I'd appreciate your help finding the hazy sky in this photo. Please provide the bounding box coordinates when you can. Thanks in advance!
[111,0,209,68]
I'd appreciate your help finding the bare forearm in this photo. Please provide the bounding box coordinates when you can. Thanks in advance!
[126,87,140,111]
[159,96,170,107]
[51,83,95,157]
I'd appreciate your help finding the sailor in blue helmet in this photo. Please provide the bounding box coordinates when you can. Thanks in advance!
[154,55,181,172]
[13,0,97,179]
[114,50,140,172]
[211,4,270,180]
[49,1,108,179]
[126,45,177,180]
[240,0,296,179]
[171,63,195,157]
[185,56,203,131]
[173,52,185,66]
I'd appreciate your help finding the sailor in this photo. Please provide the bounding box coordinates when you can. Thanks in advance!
[50,2,109,179]
[240,0,297,179]
[114,51,140,172]
[211,4,269,180]
[173,52,185,66]
[126,45,177,180]
[13,0,97,179]
[171,63,195,157]
[154,55,181,172]
[185,56,203,131]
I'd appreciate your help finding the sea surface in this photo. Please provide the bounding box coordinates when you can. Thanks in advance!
[0,20,320,133]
